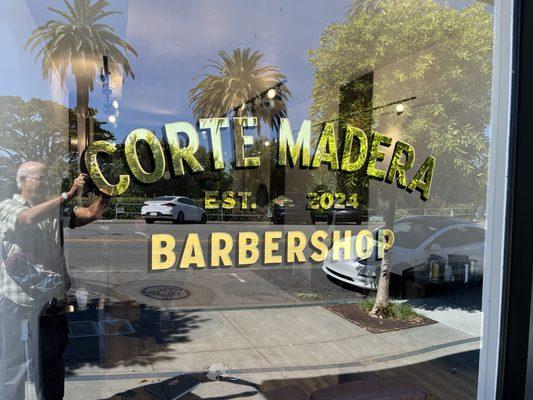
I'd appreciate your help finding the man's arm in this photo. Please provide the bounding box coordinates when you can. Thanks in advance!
[70,197,109,228]
[17,174,87,226]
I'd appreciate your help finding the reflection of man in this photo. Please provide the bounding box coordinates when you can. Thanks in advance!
[0,161,107,399]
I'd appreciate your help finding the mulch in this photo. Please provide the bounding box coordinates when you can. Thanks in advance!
[324,303,437,334]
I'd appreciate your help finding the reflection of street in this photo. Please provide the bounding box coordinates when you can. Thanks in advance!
[64,220,483,310]
[63,221,481,399]
[64,221,384,308]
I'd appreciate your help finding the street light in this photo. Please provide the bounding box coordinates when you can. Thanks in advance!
[267,88,277,99]
[395,103,405,115]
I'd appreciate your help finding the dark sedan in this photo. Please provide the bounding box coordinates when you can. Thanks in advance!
[271,199,325,224]
[326,207,366,225]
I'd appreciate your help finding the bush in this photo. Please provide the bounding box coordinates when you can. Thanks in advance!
[359,299,421,321]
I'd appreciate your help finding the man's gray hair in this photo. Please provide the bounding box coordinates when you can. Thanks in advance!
[16,162,45,190]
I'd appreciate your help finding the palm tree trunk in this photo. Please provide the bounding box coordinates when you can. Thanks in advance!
[75,75,90,162]
[370,190,396,317]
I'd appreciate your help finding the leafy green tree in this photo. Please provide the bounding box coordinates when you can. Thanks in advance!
[0,96,112,199]
[189,48,291,131]
[26,0,137,156]
[309,0,492,316]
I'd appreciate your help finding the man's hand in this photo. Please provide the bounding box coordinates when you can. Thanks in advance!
[67,174,88,198]
[91,196,110,220]
[70,196,110,228]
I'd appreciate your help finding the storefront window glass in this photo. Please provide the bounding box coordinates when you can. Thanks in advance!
[0,0,507,399]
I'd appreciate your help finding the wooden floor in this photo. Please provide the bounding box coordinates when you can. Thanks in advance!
[102,352,477,400]
[376,357,478,399]
[260,350,479,400]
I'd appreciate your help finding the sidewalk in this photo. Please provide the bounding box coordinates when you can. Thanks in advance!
[64,302,480,399]
[409,297,482,337]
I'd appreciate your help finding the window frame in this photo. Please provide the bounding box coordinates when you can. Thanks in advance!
[477,0,516,398]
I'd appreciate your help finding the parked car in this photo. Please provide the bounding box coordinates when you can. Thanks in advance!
[141,196,207,224]
[327,207,366,225]
[271,198,324,224]
[322,216,485,293]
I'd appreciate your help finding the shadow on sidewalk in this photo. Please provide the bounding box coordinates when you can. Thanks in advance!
[404,284,482,313]
[105,374,261,400]
[65,299,207,373]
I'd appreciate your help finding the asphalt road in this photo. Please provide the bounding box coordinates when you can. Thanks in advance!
[64,220,382,309]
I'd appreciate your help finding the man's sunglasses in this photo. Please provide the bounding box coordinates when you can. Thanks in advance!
[25,176,48,184]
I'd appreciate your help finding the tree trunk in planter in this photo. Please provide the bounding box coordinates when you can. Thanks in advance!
[370,189,396,318]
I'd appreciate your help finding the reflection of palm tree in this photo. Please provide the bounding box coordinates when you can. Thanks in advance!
[26,0,137,157]
[189,48,290,131]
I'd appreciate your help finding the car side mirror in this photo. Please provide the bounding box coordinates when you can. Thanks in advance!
[429,243,442,252]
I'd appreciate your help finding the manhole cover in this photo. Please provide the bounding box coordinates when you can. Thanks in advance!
[141,285,189,300]
[113,280,215,307]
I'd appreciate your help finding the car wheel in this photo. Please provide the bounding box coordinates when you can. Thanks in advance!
[145,219,155,224]
[327,216,333,225]
[201,213,207,224]
[356,219,362,225]
[174,212,185,224]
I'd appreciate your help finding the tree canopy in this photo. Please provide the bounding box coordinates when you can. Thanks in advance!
[0,96,113,199]
[309,0,493,206]
[0,96,71,198]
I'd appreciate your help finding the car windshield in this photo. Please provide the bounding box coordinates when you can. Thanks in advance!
[393,221,440,249]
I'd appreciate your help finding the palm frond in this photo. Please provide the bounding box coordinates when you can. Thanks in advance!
[92,11,120,23]
[47,7,77,24]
